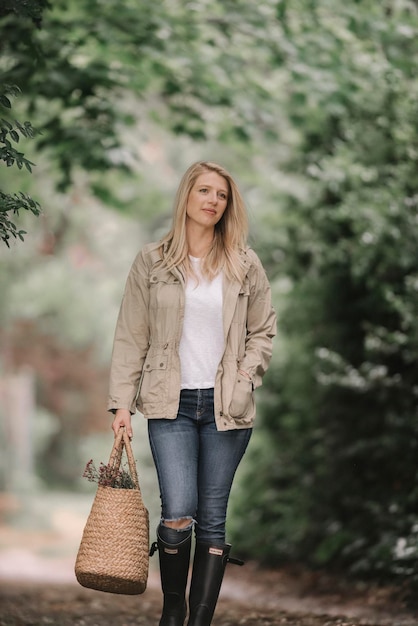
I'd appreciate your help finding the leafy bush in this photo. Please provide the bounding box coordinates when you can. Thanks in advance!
[231,0,418,583]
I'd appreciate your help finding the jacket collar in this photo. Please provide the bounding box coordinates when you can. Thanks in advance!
[157,241,251,285]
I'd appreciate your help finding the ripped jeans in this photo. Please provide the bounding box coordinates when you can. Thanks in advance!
[148,388,252,543]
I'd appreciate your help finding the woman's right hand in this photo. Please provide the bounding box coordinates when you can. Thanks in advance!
[112,408,133,439]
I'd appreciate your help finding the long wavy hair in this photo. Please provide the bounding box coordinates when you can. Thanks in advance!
[160,161,249,282]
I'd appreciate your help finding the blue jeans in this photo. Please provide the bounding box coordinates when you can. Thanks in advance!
[148,388,252,543]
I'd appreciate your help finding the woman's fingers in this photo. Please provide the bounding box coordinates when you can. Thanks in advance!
[112,409,133,438]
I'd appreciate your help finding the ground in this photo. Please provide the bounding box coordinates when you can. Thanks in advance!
[0,493,417,626]
[1,562,417,626]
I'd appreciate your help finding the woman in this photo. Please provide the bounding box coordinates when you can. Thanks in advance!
[109,161,276,626]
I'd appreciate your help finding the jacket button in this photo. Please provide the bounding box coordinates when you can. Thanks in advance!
[160,363,164,367]
[146,364,150,369]
[219,411,223,417]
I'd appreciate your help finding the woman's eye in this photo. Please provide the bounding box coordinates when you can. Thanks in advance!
[199,188,208,193]
[219,193,227,200]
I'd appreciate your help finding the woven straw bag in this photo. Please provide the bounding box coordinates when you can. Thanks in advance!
[75,427,149,594]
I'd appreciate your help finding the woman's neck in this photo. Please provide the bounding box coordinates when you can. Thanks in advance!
[186,224,214,258]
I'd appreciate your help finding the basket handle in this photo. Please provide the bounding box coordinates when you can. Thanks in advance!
[108,426,124,471]
[108,427,140,490]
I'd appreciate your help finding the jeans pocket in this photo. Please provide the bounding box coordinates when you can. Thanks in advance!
[228,372,253,419]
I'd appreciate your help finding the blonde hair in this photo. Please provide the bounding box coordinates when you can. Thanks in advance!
[160,161,249,282]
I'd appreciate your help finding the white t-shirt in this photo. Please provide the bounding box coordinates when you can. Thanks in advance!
[179,256,224,389]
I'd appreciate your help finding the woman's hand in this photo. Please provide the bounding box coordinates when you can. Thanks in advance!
[112,408,133,439]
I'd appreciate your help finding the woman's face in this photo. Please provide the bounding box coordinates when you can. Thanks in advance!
[186,171,229,230]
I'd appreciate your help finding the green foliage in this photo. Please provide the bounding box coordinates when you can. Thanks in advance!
[0,1,50,247]
[0,191,41,246]
[231,0,418,583]
[1,1,131,190]
[0,0,289,255]
[0,0,49,23]
[0,0,285,192]
[0,84,41,246]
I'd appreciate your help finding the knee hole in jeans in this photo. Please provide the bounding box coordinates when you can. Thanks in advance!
[162,517,194,530]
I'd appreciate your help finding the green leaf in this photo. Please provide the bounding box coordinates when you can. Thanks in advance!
[0,96,11,109]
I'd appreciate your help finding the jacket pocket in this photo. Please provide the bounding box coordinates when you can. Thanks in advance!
[228,372,253,419]
[149,272,181,311]
[139,354,168,405]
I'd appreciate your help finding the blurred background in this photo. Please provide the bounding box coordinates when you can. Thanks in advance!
[1,0,418,590]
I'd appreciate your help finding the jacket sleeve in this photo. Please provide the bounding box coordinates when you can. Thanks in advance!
[239,251,277,389]
[107,249,151,414]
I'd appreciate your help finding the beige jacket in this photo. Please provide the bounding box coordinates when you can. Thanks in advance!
[108,241,276,431]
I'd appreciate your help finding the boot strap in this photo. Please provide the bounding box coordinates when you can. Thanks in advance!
[151,540,244,563]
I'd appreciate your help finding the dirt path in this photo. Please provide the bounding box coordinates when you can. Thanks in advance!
[0,581,397,626]
[1,493,417,626]
[1,562,417,626]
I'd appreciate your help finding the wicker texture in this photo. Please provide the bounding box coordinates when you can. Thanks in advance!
[75,428,149,595]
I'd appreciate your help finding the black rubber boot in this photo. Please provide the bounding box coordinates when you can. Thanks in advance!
[153,525,192,626]
[187,542,243,626]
